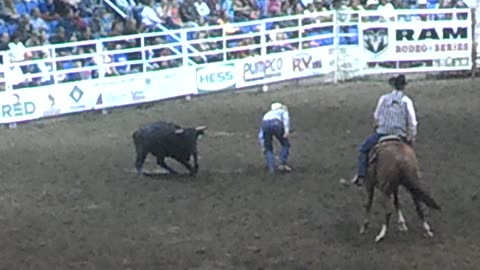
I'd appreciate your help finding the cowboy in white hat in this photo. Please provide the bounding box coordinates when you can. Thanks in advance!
[258,102,292,173]
[352,75,418,186]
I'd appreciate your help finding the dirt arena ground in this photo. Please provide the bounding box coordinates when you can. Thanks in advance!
[0,77,479,270]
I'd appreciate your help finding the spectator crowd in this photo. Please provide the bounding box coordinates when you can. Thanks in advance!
[0,0,471,89]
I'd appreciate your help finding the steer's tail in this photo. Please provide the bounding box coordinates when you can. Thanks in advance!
[132,130,140,141]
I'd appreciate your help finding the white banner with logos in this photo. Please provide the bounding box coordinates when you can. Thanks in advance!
[93,67,197,110]
[0,91,43,123]
[196,63,236,93]
[41,82,98,116]
[236,53,291,88]
[360,19,472,68]
[93,74,147,110]
[146,67,197,100]
[2,9,477,125]
[288,47,335,79]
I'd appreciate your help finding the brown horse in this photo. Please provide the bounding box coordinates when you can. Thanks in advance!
[360,135,441,242]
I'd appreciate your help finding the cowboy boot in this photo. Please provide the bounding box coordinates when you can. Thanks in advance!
[352,152,368,186]
[278,142,291,172]
[351,174,364,186]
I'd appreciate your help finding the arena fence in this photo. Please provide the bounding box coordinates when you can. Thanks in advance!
[0,8,477,126]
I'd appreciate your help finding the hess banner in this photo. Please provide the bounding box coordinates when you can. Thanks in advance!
[196,63,236,93]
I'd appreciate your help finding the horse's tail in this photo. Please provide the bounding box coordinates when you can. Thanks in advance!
[402,179,441,210]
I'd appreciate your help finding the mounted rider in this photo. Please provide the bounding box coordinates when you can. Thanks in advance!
[351,74,418,186]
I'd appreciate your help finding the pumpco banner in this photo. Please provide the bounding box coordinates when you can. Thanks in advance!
[196,63,236,93]
[236,54,291,88]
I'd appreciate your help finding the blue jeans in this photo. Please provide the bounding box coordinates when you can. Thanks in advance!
[357,133,386,177]
[357,133,409,177]
[261,119,290,172]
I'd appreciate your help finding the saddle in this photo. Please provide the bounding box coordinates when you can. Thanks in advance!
[368,135,403,165]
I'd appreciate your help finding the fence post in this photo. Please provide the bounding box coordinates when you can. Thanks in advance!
[181,29,189,67]
[295,15,302,87]
[333,10,339,85]
[2,52,17,128]
[471,7,477,79]
[96,40,105,81]
[140,34,146,74]
[260,20,269,92]
[3,51,13,92]
[94,40,109,115]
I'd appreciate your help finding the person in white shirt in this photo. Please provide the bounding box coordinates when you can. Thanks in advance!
[194,0,211,18]
[258,102,292,173]
[141,1,164,29]
[352,75,418,186]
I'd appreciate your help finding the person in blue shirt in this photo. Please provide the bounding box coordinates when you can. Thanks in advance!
[258,102,292,173]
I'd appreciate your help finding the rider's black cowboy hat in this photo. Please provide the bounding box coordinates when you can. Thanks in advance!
[388,75,408,89]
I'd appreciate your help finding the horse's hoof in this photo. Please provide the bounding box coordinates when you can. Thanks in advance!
[424,230,434,238]
[422,221,434,238]
[398,222,408,232]
[375,234,385,243]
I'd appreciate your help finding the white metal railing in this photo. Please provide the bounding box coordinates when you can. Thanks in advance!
[0,8,474,92]
[103,0,128,18]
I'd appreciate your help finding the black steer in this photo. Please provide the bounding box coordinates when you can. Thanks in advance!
[132,121,207,176]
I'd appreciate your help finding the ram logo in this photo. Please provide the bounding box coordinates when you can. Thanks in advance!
[363,27,389,56]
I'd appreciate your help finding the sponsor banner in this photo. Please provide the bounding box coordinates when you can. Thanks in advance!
[196,63,236,93]
[236,53,291,88]
[28,82,98,115]
[0,91,42,123]
[93,67,197,110]
[290,48,334,78]
[93,74,147,110]
[360,20,472,66]
[36,82,98,116]
[38,90,62,117]
[145,67,197,100]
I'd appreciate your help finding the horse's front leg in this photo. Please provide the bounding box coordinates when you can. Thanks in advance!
[394,190,408,232]
[360,182,375,234]
[375,192,393,243]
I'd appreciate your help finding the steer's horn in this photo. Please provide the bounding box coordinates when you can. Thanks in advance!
[195,126,207,131]
[175,129,184,134]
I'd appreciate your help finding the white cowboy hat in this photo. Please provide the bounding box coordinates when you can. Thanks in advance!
[271,102,285,111]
